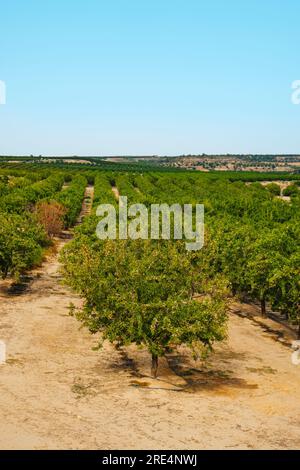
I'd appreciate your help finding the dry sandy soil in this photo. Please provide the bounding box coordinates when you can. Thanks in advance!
[0,189,300,450]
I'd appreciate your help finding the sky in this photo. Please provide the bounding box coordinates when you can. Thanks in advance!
[1,0,300,156]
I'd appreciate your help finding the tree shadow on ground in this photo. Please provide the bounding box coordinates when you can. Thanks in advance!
[166,352,258,393]
[107,346,258,394]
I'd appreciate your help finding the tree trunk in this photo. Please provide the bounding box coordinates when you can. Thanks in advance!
[151,354,158,378]
[261,298,266,317]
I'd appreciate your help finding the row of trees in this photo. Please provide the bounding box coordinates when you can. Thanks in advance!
[54,175,87,227]
[0,212,48,280]
[61,170,300,377]
[0,169,87,279]
[61,172,230,376]
[175,174,300,333]
[1,165,299,373]
[0,173,64,213]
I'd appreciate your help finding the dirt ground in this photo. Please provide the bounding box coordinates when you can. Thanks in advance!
[0,189,300,449]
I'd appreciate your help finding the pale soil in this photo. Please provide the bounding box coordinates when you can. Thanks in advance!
[0,188,300,449]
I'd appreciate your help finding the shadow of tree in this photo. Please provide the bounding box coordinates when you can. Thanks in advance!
[106,346,258,393]
[166,352,258,393]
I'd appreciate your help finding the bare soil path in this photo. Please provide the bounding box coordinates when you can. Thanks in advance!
[0,188,300,449]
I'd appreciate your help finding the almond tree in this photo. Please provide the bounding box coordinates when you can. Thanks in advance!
[61,238,229,378]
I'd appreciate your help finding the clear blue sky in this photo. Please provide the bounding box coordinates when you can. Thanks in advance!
[1,0,300,155]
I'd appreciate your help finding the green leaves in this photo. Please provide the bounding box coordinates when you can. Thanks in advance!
[61,238,229,363]
[1,165,299,363]
[0,213,48,279]
[0,173,64,214]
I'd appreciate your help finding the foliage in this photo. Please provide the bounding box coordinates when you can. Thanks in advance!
[282,184,299,197]
[1,163,300,346]
[265,183,281,196]
[54,175,87,227]
[0,213,48,279]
